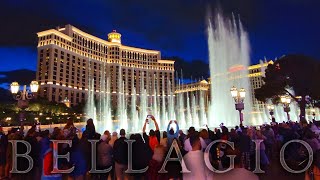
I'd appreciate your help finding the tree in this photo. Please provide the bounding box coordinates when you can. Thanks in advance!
[0,87,14,103]
[255,54,320,121]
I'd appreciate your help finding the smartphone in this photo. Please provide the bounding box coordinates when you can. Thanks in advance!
[146,115,152,124]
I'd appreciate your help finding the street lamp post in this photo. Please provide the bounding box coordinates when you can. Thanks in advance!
[10,81,39,125]
[267,104,275,121]
[230,86,246,126]
[281,95,291,121]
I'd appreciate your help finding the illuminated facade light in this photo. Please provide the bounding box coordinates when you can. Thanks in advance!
[36,24,175,106]
[175,60,274,112]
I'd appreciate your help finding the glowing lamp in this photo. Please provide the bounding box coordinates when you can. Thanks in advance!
[230,86,238,98]
[30,81,39,93]
[286,97,291,104]
[10,82,20,94]
[280,96,287,103]
[267,104,274,110]
[239,88,246,98]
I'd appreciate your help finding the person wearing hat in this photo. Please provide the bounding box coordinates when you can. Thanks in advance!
[113,129,128,180]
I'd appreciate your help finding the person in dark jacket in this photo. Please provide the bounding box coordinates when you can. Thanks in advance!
[82,118,101,179]
[131,134,152,180]
[24,127,41,180]
[83,118,99,140]
[69,136,88,180]
[113,129,128,180]
[239,128,251,170]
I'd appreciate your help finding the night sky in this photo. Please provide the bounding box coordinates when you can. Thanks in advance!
[1,0,320,73]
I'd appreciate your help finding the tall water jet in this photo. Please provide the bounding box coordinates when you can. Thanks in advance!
[117,67,128,130]
[103,77,112,131]
[120,82,128,130]
[161,75,168,129]
[207,12,254,126]
[167,80,176,121]
[97,62,105,133]
[191,94,200,128]
[85,78,97,126]
[85,59,97,126]
[177,80,186,129]
[161,91,168,129]
[131,87,139,132]
[185,92,192,128]
[140,72,148,129]
[152,77,160,127]
[199,91,208,126]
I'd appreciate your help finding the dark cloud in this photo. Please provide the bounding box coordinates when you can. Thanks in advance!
[0,69,36,85]
[0,0,319,64]
[170,56,209,79]
[0,0,95,46]
[98,0,259,51]
[0,0,257,51]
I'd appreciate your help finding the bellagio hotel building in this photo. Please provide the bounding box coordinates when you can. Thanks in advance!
[36,24,175,106]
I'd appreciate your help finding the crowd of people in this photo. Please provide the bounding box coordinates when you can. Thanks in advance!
[0,116,320,180]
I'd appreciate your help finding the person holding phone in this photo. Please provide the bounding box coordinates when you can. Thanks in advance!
[142,115,160,151]
[167,120,179,147]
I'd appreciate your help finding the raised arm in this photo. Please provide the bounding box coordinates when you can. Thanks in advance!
[143,119,147,133]
[174,121,179,137]
[152,115,159,131]
[167,121,172,133]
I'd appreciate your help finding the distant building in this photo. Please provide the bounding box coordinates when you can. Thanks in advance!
[175,80,210,94]
[248,60,274,111]
[175,60,274,111]
[36,25,175,106]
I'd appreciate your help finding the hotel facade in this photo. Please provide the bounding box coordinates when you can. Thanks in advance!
[36,25,175,106]
[174,60,273,111]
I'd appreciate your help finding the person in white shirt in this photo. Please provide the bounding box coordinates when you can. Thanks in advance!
[183,133,213,180]
[184,127,207,152]
[184,137,207,151]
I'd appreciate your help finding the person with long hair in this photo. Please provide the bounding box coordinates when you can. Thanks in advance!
[142,115,160,151]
